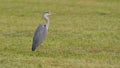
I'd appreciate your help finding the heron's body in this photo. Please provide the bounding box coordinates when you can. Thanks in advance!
[32,12,51,51]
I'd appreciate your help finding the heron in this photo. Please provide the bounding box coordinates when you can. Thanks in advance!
[32,12,51,51]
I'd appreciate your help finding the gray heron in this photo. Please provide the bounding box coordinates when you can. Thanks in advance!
[32,12,51,51]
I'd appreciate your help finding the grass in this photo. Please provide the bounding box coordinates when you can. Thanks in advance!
[0,0,120,68]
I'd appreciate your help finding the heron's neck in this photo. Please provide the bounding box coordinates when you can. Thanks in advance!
[44,15,49,30]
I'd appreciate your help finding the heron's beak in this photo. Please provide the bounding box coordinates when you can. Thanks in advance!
[49,13,51,15]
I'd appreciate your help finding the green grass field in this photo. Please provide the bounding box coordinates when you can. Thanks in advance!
[0,0,120,68]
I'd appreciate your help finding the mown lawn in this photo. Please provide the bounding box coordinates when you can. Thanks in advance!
[0,0,120,68]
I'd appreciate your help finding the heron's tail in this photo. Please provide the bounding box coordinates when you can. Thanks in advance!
[32,44,36,51]
[32,47,36,51]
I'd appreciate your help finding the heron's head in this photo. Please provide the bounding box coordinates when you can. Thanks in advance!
[43,12,51,17]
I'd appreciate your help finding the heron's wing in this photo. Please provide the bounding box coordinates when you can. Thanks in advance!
[32,24,47,47]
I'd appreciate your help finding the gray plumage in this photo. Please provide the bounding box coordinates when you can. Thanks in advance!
[32,12,51,51]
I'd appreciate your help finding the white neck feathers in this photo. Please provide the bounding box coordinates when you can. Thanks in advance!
[43,14,49,30]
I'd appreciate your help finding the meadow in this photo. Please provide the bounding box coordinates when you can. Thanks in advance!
[0,0,120,68]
